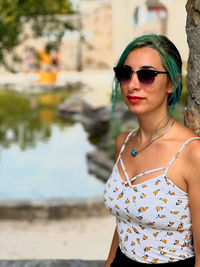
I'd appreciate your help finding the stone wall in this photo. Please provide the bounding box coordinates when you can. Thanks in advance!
[81,4,113,69]
[0,260,105,267]
[0,199,109,220]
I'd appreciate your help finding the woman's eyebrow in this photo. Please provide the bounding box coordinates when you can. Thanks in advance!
[141,65,157,70]
[124,64,132,68]
[141,66,156,69]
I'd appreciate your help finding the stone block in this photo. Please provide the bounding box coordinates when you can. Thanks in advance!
[0,260,105,267]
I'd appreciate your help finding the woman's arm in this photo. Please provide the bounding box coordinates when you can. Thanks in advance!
[185,141,200,267]
[105,227,119,267]
[105,131,130,266]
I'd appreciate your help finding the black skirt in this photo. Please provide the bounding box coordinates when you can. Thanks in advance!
[111,247,195,266]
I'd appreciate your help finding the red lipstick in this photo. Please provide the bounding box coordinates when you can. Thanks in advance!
[127,96,145,104]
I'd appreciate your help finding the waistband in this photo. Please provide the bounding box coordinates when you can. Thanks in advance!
[111,247,195,266]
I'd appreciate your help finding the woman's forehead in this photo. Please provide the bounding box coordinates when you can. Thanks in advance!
[124,47,163,69]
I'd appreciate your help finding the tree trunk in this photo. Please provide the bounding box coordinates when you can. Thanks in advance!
[185,0,200,134]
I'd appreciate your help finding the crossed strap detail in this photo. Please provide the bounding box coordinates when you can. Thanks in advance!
[116,130,200,187]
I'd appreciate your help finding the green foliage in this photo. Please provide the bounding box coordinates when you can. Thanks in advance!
[13,0,73,16]
[179,74,187,105]
[0,90,43,149]
[0,0,74,70]
[0,89,73,150]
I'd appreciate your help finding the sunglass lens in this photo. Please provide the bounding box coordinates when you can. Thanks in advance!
[114,67,132,82]
[138,70,156,85]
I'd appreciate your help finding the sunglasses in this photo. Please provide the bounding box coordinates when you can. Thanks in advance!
[113,65,168,85]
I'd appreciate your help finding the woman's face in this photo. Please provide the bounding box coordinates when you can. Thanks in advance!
[121,47,173,116]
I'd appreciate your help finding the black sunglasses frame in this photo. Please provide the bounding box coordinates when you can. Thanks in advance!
[113,66,168,85]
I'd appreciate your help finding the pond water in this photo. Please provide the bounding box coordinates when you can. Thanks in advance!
[0,90,105,201]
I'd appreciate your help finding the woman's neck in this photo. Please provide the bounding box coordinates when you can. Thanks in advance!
[136,110,172,142]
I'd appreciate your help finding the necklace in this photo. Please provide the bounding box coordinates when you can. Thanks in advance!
[131,119,175,157]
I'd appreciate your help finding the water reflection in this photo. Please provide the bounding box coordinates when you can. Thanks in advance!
[0,90,105,201]
[0,90,74,149]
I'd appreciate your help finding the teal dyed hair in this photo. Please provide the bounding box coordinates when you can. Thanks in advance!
[112,34,182,114]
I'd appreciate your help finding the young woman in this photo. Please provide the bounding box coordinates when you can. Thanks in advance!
[104,34,200,266]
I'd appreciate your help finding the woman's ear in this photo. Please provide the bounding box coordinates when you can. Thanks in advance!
[167,74,181,94]
[166,79,174,94]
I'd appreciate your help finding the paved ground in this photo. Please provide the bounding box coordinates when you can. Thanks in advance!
[0,215,115,261]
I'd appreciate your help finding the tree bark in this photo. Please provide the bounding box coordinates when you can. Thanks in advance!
[185,0,200,134]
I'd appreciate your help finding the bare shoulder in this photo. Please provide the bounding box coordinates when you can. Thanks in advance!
[177,122,200,149]
[115,130,133,157]
[171,121,200,160]
[185,137,200,163]
[177,122,200,182]
[173,121,199,141]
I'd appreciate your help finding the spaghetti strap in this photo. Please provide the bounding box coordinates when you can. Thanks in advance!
[115,130,136,165]
[119,157,132,185]
[115,130,136,186]
[131,166,166,183]
[164,137,200,176]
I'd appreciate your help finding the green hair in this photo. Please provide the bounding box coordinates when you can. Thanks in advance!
[112,34,182,114]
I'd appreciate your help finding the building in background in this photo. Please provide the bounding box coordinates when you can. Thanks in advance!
[62,0,113,70]
[112,0,188,63]
[13,0,188,72]
[15,0,112,72]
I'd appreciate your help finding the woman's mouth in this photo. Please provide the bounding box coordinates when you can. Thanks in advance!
[127,96,145,104]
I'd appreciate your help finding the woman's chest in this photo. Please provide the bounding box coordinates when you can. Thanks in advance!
[104,173,190,229]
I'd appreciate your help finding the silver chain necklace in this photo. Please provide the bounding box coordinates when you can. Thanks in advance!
[131,119,175,157]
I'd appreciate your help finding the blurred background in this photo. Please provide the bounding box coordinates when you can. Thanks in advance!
[0,0,188,265]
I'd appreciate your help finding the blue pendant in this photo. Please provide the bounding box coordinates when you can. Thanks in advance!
[131,149,138,157]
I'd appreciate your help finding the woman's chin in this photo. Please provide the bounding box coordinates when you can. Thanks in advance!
[125,104,148,115]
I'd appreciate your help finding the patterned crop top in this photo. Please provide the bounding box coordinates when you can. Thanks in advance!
[104,131,200,264]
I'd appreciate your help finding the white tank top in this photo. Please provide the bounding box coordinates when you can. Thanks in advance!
[104,131,200,264]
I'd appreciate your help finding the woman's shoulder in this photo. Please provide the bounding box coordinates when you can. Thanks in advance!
[174,121,199,140]
[116,129,134,145]
[115,129,134,155]
[175,122,200,160]
[185,135,200,160]
[178,125,200,185]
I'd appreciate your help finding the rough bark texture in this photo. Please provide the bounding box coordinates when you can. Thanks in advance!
[185,0,200,134]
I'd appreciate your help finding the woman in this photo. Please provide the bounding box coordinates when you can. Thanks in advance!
[104,34,200,266]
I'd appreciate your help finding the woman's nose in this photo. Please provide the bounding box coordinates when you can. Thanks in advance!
[127,72,141,91]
